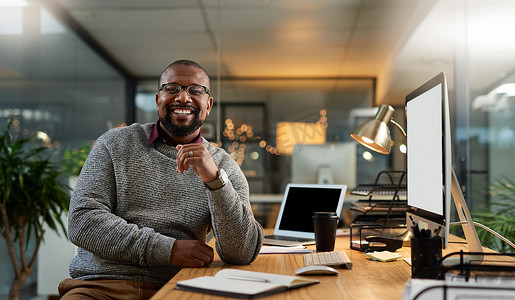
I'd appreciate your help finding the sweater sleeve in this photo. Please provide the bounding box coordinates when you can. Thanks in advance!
[67,137,174,266]
[207,154,264,265]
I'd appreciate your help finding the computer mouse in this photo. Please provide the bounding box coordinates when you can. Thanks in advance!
[295,265,339,276]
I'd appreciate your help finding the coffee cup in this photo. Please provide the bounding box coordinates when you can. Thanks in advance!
[312,212,339,252]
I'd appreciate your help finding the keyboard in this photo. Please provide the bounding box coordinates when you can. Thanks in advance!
[304,251,353,269]
[265,235,314,242]
[351,184,406,196]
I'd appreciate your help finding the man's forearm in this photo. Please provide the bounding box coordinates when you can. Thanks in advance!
[68,200,175,266]
[208,182,263,264]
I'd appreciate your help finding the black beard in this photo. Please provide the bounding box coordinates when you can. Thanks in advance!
[160,105,204,137]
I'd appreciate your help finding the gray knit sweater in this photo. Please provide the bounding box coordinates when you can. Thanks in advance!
[67,123,263,285]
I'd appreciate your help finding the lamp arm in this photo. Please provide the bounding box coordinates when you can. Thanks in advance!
[389,120,406,138]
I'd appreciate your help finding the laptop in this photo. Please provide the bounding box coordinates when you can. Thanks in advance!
[263,183,347,247]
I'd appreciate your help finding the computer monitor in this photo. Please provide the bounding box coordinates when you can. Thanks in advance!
[291,142,357,188]
[405,72,482,264]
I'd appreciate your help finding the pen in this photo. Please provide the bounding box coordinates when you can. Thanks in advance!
[421,228,431,239]
[226,275,270,283]
[433,225,442,237]
[409,215,421,238]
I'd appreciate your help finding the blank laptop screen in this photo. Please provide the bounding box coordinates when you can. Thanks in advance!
[278,186,344,233]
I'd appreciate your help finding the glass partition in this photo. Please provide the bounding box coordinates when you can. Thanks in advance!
[0,5,126,150]
[136,77,387,194]
[0,4,126,294]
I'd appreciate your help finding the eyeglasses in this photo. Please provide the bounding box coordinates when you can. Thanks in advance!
[158,83,210,97]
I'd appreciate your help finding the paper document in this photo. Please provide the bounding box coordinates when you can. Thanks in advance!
[336,228,350,236]
[366,251,402,262]
[259,246,312,254]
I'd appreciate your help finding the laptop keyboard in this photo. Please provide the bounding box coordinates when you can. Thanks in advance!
[265,235,314,242]
[304,251,353,269]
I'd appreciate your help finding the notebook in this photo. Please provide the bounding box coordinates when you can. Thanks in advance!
[175,269,318,298]
[263,183,347,247]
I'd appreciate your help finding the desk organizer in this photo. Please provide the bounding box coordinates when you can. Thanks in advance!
[350,170,407,226]
[349,224,409,252]
[407,252,515,300]
[405,280,515,300]
[437,251,515,281]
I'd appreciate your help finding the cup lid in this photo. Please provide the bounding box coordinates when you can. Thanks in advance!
[312,212,338,219]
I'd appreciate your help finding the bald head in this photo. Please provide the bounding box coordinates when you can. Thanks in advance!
[159,60,210,89]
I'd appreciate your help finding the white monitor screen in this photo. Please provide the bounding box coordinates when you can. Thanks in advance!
[406,84,444,216]
[291,142,357,188]
[406,72,482,255]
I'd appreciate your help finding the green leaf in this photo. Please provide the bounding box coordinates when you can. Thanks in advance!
[0,117,70,245]
[472,176,515,253]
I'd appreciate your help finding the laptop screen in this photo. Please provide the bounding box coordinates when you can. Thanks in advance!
[275,184,346,238]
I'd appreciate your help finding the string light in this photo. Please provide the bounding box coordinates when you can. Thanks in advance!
[220,110,328,165]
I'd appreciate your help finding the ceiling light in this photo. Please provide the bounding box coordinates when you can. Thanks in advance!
[37,131,51,143]
[362,151,374,162]
[399,144,407,154]
[495,83,515,96]
[0,0,30,7]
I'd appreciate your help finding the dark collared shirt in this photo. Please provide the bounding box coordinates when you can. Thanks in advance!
[147,120,202,147]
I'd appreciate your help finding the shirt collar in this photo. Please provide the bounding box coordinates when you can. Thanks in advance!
[148,120,202,147]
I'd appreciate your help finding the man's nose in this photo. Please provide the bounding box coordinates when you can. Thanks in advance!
[175,89,192,103]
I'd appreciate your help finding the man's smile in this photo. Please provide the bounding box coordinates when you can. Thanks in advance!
[173,108,194,115]
[167,105,199,117]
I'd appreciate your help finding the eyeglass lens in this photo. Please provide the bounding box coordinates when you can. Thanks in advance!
[161,84,207,96]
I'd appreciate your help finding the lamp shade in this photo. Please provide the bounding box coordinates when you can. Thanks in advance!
[350,105,395,154]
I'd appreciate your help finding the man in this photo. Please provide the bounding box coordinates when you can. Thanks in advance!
[59,60,264,299]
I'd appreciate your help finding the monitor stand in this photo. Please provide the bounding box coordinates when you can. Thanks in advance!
[317,166,334,185]
[444,168,484,266]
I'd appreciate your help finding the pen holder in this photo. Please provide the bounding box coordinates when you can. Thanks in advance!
[410,236,442,279]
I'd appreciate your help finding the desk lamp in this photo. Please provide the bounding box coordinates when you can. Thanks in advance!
[350,104,407,228]
[350,104,406,154]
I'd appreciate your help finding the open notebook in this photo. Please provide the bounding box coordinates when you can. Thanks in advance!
[176,269,318,298]
[263,183,347,246]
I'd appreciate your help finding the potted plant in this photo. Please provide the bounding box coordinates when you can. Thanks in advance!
[60,142,92,190]
[472,177,515,253]
[0,118,69,300]
[61,143,91,177]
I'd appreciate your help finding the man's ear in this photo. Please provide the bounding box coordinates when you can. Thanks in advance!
[206,97,214,115]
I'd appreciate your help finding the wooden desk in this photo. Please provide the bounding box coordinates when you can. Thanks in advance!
[151,231,477,300]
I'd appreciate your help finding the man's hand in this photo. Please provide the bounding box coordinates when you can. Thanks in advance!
[170,240,214,267]
[176,144,218,183]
